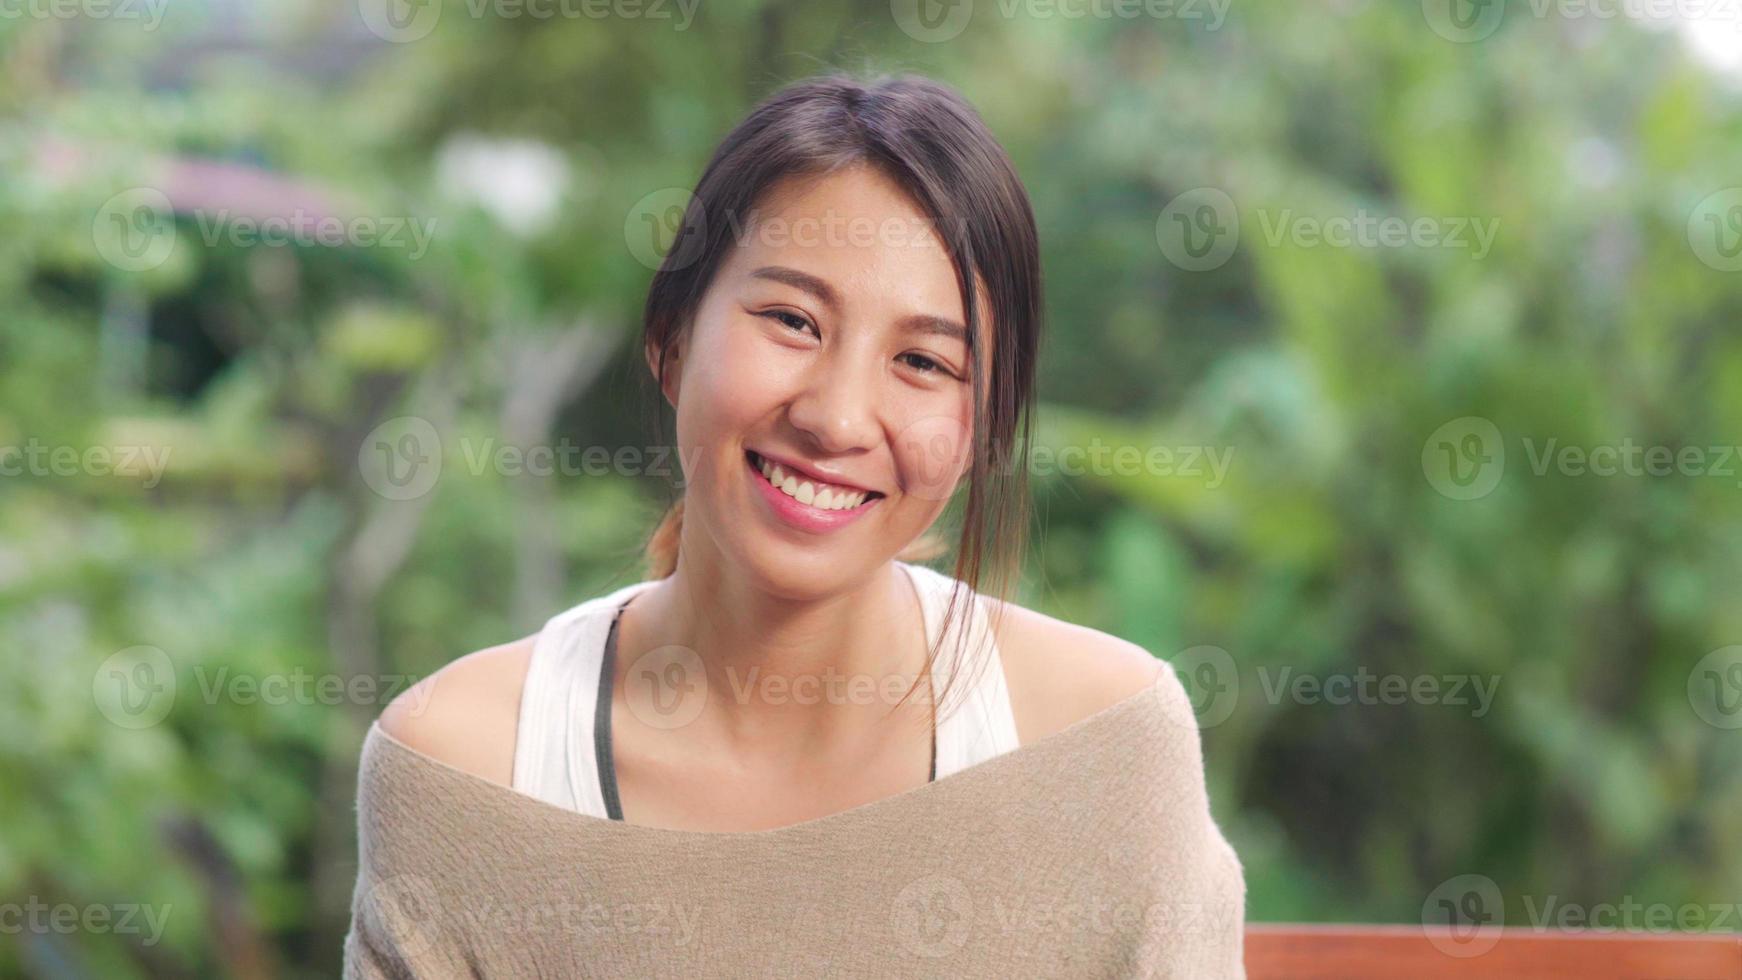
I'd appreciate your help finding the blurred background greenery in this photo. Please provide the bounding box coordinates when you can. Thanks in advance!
[4,0,1742,975]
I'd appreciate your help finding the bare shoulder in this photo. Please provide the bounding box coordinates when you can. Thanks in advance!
[377,634,538,787]
[984,596,1166,744]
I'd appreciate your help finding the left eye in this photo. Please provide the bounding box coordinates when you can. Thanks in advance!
[900,353,947,375]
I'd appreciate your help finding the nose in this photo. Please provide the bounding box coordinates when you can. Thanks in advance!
[785,343,881,456]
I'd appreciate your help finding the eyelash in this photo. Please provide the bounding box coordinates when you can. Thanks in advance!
[899,353,947,375]
[759,311,958,379]
[764,310,816,337]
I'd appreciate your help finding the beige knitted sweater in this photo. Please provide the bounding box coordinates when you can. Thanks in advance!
[343,666,1247,978]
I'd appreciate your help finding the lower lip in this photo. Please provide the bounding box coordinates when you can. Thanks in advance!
[747,452,882,534]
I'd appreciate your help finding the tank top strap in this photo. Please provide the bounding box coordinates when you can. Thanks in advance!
[898,561,1023,779]
[511,578,658,818]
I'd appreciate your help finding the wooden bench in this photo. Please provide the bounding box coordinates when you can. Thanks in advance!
[1246,924,1742,979]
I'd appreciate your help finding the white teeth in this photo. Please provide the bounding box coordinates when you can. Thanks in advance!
[753,453,872,510]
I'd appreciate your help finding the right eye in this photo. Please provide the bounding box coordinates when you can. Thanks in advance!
[760,310,818,337]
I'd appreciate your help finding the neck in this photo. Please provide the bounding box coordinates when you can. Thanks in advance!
[627,533,932,751]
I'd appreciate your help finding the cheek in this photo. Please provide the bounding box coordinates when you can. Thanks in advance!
[673,317,790,461]
[891,401,973,504]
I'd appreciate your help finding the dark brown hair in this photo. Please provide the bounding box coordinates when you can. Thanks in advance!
[640,71,1042,717]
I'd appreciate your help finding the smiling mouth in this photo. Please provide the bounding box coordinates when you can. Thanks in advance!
[746,450,885,511]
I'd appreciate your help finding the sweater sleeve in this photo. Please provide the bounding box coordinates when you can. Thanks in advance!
[341,871,447,980]
[1130,661,1249,980]
[341,729,473,979]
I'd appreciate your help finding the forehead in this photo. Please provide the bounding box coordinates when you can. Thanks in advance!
[716,164,994,352]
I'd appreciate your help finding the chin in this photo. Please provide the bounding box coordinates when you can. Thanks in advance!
[732,537,877,601]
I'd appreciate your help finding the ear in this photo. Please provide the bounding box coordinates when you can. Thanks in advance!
[645,337,681,409]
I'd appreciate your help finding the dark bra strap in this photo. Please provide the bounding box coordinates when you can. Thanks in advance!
[595,596,937,822]
[595,606,626,821]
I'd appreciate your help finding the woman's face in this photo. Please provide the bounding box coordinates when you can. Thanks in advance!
[652,164,986,598]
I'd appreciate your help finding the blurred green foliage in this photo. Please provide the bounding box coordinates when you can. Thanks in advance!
[3,0,1741,974]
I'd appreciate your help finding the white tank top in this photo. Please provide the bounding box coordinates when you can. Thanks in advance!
[510,560,1022,818]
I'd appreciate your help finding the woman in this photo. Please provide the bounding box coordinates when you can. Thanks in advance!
[346,72,1245,977]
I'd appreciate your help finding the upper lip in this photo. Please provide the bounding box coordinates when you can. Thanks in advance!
[750,448,884,497]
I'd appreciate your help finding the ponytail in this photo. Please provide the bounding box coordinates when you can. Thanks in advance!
[644,496,686,579]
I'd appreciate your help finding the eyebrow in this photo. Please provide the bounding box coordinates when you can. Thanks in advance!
[899,313,969,347]
[751,265,839,309]
[749,265,971,348]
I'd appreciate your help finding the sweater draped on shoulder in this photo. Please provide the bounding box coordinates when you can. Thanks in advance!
[343,665,1247,979]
